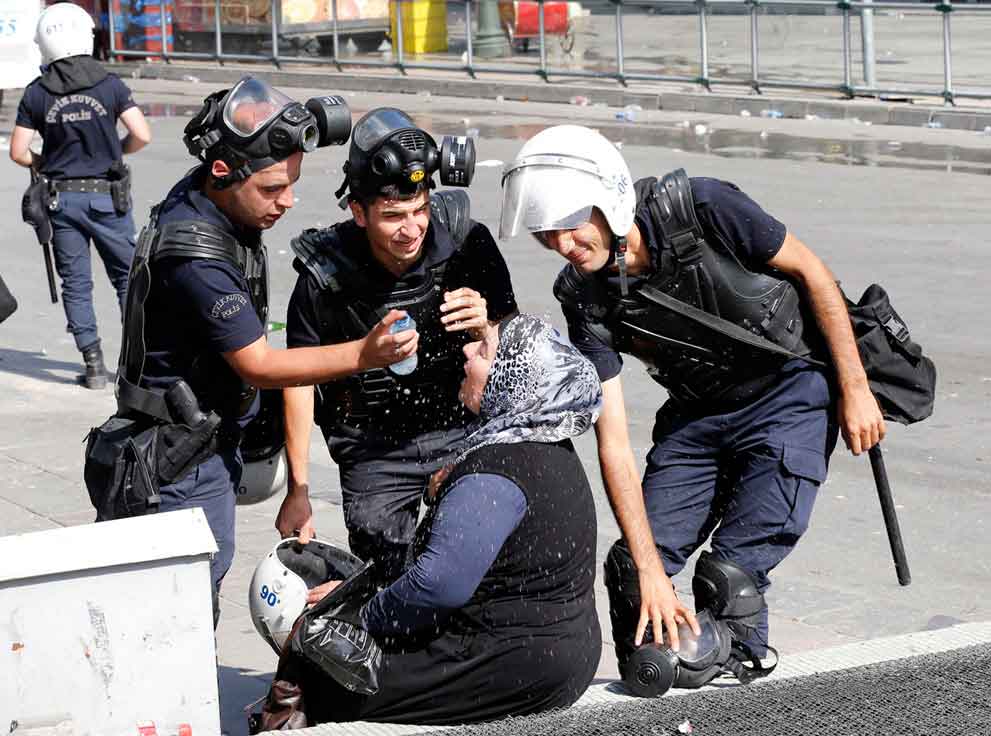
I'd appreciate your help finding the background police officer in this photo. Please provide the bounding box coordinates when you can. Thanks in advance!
[499,125,885,665]
[121,80,416,622]
[278,108,518,585]
[9,2,151,389]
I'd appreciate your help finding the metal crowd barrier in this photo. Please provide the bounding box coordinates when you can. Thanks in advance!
[108,0,991,104]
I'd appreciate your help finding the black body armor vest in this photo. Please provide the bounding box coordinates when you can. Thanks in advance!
[117,206,269,423]
[555,169,824,406]
[291,190,474,439]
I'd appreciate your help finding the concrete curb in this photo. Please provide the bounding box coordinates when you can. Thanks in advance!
[117,61,991,132]
[260,621,991,735]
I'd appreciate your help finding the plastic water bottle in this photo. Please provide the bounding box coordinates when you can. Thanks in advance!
[389,315,418,375]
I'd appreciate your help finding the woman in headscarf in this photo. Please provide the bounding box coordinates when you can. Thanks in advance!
[294,313,604,725]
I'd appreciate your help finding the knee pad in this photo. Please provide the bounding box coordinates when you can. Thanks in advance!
[604,540,647,668]
[691,551,765,643]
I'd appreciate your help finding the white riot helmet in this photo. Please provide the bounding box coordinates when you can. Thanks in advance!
[35,3,95,66]
[237,389,287,506]
[237,448,287,505]
[249,537,365,654]
[499,125,636,241]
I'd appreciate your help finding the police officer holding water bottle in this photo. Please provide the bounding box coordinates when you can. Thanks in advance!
[281,108,517,585]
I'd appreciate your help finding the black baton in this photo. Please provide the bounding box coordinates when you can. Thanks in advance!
[868,443,911,586]
[42,242,58,304]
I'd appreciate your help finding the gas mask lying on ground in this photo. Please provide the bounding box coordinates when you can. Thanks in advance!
[621,551,778,697]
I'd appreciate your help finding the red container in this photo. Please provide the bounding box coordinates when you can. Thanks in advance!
[513,1,569,37]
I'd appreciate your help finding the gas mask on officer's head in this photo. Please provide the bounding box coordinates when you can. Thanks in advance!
[183,76,352,188]
[334,107,476,204]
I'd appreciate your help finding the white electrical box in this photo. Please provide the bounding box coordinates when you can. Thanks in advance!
[0,509,221,736]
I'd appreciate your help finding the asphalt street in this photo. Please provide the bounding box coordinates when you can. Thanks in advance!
[0,78,988,734]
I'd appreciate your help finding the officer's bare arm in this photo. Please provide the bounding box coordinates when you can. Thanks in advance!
[9,125,39,168]
[768,231,886,454]
[276,385,316,541]
[224,311,418,389]
[594,376,697,650]
[119,107,152,154]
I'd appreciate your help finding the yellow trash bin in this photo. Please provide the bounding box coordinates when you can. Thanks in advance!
[390,0,448,54]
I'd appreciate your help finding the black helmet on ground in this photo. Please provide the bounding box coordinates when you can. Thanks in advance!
[183,76,352,188]
[335,107,476,202]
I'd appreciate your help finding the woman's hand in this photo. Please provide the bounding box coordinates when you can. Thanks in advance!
[427,465,453,502]
[307,579,343,605]
[440,288,489,340]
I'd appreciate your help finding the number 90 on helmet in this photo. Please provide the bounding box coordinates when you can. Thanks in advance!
[249,538,366,654]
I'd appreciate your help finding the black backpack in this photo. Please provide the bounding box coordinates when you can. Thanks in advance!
[844,284,936,425]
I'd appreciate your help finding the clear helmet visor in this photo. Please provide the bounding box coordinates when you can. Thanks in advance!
[222,77,296,138]
[498,159,608,240]
[352,108,418,152]
[663,610,722,665]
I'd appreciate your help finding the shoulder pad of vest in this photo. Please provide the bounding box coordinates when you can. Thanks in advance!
[554,264,616,324]
[648,169,703,234]
[553,264,589,309]
[430,190,472,248]
[290,225,355,293]
[154,219,243,269]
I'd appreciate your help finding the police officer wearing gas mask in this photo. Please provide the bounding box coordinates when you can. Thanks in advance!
[110,79,420,623]
[499,125,886,691]
[9,2,151,389]
[279,108,518,586]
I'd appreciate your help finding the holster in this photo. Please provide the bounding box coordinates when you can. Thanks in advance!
[155,413,223,485]
[85,380,224,522]
[21,173,54,245]
[108,160,132,215]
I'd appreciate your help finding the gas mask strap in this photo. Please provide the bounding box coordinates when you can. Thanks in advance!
[726,642,779,684]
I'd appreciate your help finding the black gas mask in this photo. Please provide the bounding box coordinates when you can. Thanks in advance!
[183,76,352,188]
[335,107,475,202]
[622,552,778,697]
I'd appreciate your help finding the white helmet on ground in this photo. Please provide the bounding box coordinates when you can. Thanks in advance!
[499,124,636,241]
[249,538,365,654]
[35,3,95,66]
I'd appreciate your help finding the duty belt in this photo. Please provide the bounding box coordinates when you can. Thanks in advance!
[51,178,113,194]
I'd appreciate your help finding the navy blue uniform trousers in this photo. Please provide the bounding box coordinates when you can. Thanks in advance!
[49,191,134,351]
[643,364,838,651]
[328,427,465,585]
[159,448,240,625]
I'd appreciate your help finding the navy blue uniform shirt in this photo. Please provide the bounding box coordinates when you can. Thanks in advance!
[140,167,265,424]
[16,72,135,180]
[566,177,788,383]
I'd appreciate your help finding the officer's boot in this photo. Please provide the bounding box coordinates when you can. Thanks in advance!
[81,341,108,390]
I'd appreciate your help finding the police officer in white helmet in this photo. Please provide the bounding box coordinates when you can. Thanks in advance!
[500,125,884,680]
[10,2,151,388]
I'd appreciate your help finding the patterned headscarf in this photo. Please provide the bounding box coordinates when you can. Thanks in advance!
[456,314,602,463]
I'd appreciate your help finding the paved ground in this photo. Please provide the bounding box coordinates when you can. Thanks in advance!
[0,78,989,734]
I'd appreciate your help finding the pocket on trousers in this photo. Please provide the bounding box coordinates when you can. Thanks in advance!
[778,444,827,538]
[88,194,117,217]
